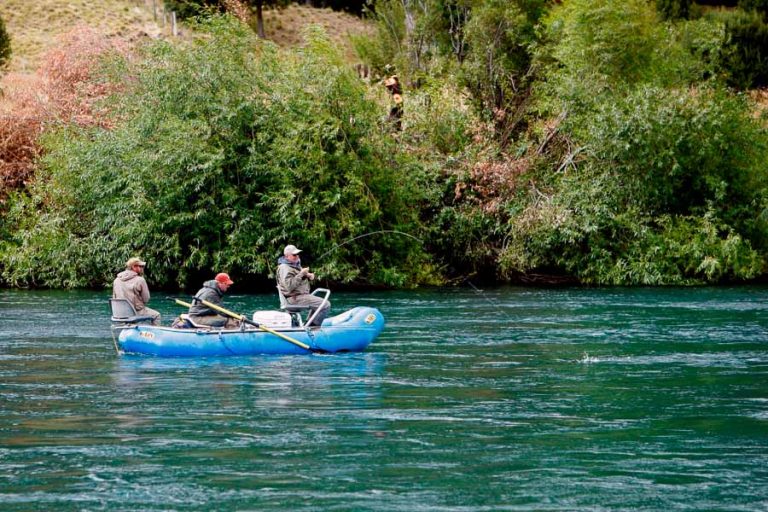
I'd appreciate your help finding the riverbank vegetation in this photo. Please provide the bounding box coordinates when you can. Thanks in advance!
[1,0,767,289]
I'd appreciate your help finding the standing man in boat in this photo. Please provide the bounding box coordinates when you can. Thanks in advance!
[113,257,161,325]
[276,244,330,327]
[188,273,240,328]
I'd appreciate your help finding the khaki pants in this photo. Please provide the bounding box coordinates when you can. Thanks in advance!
[287,294,331,326]
[136,306,161,326]
[189,314,240,329]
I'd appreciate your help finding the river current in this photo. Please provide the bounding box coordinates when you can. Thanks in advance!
[1,286,766,510]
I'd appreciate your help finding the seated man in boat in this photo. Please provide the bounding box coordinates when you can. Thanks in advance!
[276,244,330,327]
[188,273,240,328]
[113,257,161,325]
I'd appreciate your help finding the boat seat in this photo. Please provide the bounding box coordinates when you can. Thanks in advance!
[276,287,331,327]
[277,288,312,312]
[277,287,309,326]
[179,313,210,329]
[109,298,155,325]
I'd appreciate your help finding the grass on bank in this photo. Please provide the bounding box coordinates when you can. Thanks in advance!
[0,0,167,73]
[0,1,370,73]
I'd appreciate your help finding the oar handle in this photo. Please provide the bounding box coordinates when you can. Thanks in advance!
[176,298,252,325]
[198,298,253,325]
[197,298,315,352]
[174,297,318,353]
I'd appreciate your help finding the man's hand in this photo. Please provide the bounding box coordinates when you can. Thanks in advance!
[300,267,315,280]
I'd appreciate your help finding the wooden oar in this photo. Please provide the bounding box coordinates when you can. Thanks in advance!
[175,298,326,354]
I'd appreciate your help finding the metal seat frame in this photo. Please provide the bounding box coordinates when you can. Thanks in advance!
[276,287,331,327]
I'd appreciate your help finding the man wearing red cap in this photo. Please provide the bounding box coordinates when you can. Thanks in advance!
[188,272,239,328]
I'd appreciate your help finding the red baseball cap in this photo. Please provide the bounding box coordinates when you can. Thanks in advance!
[215,273,234,285]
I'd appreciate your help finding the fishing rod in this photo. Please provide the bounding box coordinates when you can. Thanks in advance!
[315,230,424,261]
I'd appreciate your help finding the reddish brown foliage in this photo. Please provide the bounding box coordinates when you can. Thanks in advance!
[749,87,768,120]
[454,157,531,213]
[0,26,129,202]
[221,0,252,24]
[0,74,45,200]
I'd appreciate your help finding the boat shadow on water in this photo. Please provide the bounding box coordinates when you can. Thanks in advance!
[111,352,389,411]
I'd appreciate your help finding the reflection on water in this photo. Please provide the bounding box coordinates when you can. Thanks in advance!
[1,287,767,510]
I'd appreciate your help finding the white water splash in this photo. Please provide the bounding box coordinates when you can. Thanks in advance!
[579,352,601,364]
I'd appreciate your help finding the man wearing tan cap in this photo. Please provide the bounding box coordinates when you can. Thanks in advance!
[276,244,330,326]
[112,257,161,325]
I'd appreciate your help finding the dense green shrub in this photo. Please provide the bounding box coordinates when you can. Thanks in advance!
[719,8,768,88]
[405,82,475,156]
[545,0,661,87]
[673,16,728,81]
[0,14,11,70]
[350,0,407,77]
[459,0,543,141]
[501,85,768,284]
[0,17,438,289]
[543,0,729,94]
[657,0,692,20]
[739,0,768,17]
[4,3,768,290]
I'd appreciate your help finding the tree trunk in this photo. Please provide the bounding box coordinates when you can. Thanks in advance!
[402,0,415,40]
[256,0,265,39]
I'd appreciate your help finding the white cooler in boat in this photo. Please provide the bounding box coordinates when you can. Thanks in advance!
[252,310,293,328]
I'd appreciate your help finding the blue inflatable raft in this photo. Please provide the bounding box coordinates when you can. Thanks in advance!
[116,306,385,357]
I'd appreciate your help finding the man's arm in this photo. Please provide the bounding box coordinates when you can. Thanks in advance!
[277,265,306,294]
[139,277,151,304]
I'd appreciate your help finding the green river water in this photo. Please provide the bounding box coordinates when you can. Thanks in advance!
[0,286,766,511]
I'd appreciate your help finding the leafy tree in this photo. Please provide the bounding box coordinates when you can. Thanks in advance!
[0,14,11,70]
[739,0,768,17]
[490,0,768,284]
[0,17,438,289]
[501,83,768,284]
[546,0,662,87]
[351,0,407,76]
[657,0,692,20]
[719,8,768,88]
[459,0,546,143]
[164,0,289,38]
[541,0,728,109]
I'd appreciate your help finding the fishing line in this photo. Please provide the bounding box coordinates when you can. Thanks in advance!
[317,231,511,319]
[466,279,513,320]
[316,230,424,261]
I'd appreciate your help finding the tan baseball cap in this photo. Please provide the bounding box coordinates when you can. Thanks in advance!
[126,257,146,269]
[284,244,302,256]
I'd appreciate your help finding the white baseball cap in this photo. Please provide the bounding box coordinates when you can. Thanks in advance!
[283,244,302,256]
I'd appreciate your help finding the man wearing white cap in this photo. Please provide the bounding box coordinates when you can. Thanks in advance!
[113,257,161,325]
[276,244,330,326]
